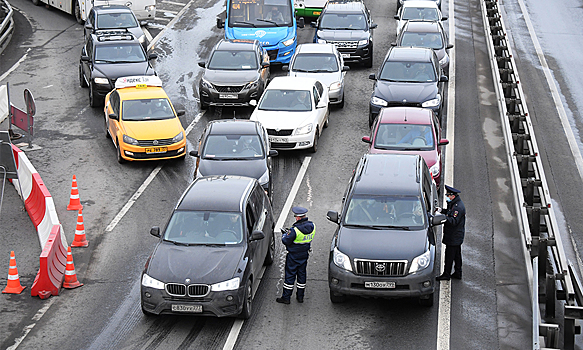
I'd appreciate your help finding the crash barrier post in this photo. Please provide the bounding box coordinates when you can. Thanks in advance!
[481,0,583,348]
[0,0,14,58]
[31,225,67,299]
[2,251,26,294]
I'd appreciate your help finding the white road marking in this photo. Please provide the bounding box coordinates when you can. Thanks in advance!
[222,156,312,350]
[161,0,186,5]
[437,0,456,348]
[0,48,30,83]
[142,26,153,42]
[6,298,55,350]
[148,0,197,50]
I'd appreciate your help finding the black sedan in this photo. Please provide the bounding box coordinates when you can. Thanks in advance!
[141,176,275,319]
[190,119,277,199]
[368,46,448,126]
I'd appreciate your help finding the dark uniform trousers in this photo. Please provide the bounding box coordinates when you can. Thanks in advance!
[282,252,308,299]
[443,244,462,277]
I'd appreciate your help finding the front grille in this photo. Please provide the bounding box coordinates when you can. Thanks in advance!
[188,284,210,297]
[166,283,186,296]
[270,142,296,149]
[329,40,358,49]
[137,138,176,147]
[129,149,183,159]
[267,128,293,136]
[354,259,407,276]
[387,101,423,108]
[213,84,245,93]
[267,49,278,61]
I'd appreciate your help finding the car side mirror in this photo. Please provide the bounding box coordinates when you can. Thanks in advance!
[81,55,90,62]
[362,136,371,144]
[310,22,318,28]
[108,113,118,120]
[268,149,278,157]
[148,53,158,60]
[431,214,447,226]
[262,62,270,68]
[85,22,93,30]
[216,17,224,29]
[442,16,448,21]
[342,66,350,72]
[250,230,265,241]
[317,101,327,109]
[150,226,161,237]
[390,42,397,46]
[176,109,186,116]
[368,73,376,80]
[326,210,340,224]
[189,150,199,157]
[438,138,449,146]
[297,17,305,28]
[370,23,378,29]
[440,75,449,82]
[394,15,399,19]
[198,61,206,68]
[281,64,289,71]
[446,44,454,50]
[249,100,257,107]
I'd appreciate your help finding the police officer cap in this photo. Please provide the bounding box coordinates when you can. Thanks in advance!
[292,206,308,217]
[445,185,461,195]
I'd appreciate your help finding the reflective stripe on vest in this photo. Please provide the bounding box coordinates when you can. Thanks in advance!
[293,226,315,244]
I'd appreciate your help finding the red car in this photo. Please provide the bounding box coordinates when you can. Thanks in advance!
[362,107,449,184]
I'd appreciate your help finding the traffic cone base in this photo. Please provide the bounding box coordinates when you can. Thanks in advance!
[67,175,83,211]
[63,247,83,289]
[3,251,26,294]
[71,209,89,248]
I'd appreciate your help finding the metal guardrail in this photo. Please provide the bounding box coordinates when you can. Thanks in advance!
[0,0,14,56]
[480,0,583,348]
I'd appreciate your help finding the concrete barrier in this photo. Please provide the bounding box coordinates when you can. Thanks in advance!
[30,225,67,299]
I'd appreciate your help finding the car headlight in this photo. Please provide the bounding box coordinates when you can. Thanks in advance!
[171,131,184,143]
[145,5,155,11]
[258,170,269,186]
[94,77,109,85]
[138,35,146,43]
[123,134,139,145]
[200,77,212,90]
[330,81,342,91]
[429,162,439,177]
[371,96,388,107]
[333,247,352,271]
[358,39,368,46]
[409,250,430,273]
[294,123,313,135]
[317,38,326,44]
[245,79,259,90]
[422,95,441,108]
[142,273,164,289]
[282,37,295,47]
[211,277,240,291]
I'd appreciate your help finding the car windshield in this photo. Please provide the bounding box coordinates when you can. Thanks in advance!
[96,13,138,28]
[95,43,146,63]
[208,50,258,70]
[344,195,426,228]
[228,0,294,27]
[402,7,439,21]
[163,211,243,245]
[320,13,367,30]
[258,89,312,111]
[122,98,175,121]
[400,32,443,49]
[379,61,436,82]
[291,53,339,72]
[202,134,265,159]
[374,123,435,150]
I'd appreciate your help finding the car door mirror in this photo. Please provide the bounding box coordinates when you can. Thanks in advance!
[342,65,350,72]
[281,64,289,71]
[189,150,199,157]
[326,210,340,224]
[297,17,305,28]
[438,138,449,146]
[442,16,448,21]
[268,149,278,157]
[249,100,257,107]
[317,101,327,109]
[262,62,270,68]
[150,226,161,237]
[391,42,397,46]
[216,17,224,29]
[362,136,371,144]
[148,53,158,60]
[431,214,447,226]
[446,44,454,50]
[440,75,449,82]
[108,113,119,120]
[370,23,378,29]
[310,21,318,28]
[85,22,93,30]
[81,55,90,62]
[250,230,265,241]
[198,61,206,68]
[368,73,376,80]
[176,109,186,116]
[394,15,399,19]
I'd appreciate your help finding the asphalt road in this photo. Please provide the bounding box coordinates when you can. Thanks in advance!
[2,0,582,347]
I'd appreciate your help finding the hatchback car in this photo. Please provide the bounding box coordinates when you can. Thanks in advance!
[190,120,278,198]
[84,5,148,50]
[198,39,270,109]
[362,107,448,184]
[394,20,453,72]
[104,76,186,163]
[312,0,377,68]
[141,175,275,318]
[368,47,448,126]
[394,1,446,35]
[284,43,349,107]
[250,76,329,153]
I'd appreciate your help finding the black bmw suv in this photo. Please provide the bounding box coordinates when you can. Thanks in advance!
[311,0,377,68]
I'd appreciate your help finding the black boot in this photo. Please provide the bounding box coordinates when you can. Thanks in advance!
[276,297,290,304]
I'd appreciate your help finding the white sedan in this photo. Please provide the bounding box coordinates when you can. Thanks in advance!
[250,76,329,153]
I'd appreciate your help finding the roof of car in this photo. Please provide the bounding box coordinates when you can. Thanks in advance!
[378,107,434,125]
[401,1,439,8]
[177,176,256,212]
[93,4,135,13]
[267,76,318,90]
[117,86,168,100]
[324,1,366,13]
[208,120,262,135]
[353,154,422,196]
[402,20,441,33]
[296,43,336,54]
[216,39,260,51]
[387,46,433,62]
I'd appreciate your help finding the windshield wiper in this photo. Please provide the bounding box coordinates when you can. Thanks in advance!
[164,239,190,246]
[255,18,280,27]
[307,69,333,73]
[383,225,412,230]
[343,224,384,230]
[292,68,310,72]
[232,21,256,27]
[203,243,227,247]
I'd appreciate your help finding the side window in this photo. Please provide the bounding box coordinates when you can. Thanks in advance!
[315,81,324,97]
[313,86,320,106]
[87,40,94,59]
[110,91,120,115]
[252,185,266,229]
[246,203,256,234]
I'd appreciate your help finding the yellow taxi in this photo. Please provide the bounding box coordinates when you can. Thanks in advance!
[104,76,186,163]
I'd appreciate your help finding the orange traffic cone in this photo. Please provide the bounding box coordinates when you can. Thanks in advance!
[71,209,89,247]
[66,175,83,211]
[62,247,83,289]
[2,251,26,294]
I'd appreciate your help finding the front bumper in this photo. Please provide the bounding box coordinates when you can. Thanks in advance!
[268,131,315,150]
[336,45,372,64]
[141,285,245,317]
[120,139,187,161]
[328,86,343,104]
[264,42,296,64]
[199,83,260,107]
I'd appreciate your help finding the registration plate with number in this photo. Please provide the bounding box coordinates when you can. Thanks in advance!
[171,304,202,313]
[269,137,288,143]
[365,281,396,289]
[219,93,238,99]
[342,54,350,58]
[145,147,168,154]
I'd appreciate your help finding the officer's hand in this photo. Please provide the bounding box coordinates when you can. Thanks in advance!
[435,207,442,214]
[280,228,288,235]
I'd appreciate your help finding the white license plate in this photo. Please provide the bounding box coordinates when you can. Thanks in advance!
[219,93,238,99]
[145,147,168,154]
[171,304,202,313]
[270,137,288,143]
[342,54,350,58]
[365,281,396,289]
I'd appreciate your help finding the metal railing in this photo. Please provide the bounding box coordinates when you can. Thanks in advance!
[480,0,583,348]
[0,0,14,56]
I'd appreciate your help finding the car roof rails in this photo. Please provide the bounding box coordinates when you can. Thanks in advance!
[95,29,135,42]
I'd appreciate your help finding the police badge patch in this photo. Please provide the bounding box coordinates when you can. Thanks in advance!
[454,211,458,217]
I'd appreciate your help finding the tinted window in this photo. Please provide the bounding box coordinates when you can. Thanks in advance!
[400,32,443,49]
[208,50,258,70]
[258,89,312,111]
[291,53,339,72]
[202,134,265,159]
[163,211,243,244]
[374,123,435,150]
[95,43,146,63]
[402,7,439,21]
[97,12,138,28]
[379,61,436,82]
[320,13,367,30]
[122,98,175,121]
[344,195,426,228]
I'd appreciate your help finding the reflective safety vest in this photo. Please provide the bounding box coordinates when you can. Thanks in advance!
[293,225,315,244]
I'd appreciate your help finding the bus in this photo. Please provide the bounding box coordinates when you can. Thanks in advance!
[217,0,304,64]
[294,0,327,18]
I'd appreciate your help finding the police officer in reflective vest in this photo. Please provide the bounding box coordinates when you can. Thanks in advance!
[276,206,315,304]
[436,185,466,281]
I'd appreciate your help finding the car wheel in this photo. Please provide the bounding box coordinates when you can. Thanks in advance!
[105,118,110,139]
[419,293,434,307]
[116,140,126,164]
[323,115,329,128]
[79,66,87,88]
[330,289,346,303]
[338,93,345,109]
[74,0,84,24]
[89,83,98,108]
[239,279,253,319]
[309,130,319,153]
[264,232,275,265]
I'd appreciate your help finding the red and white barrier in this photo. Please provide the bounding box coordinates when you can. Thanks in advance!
[30,225,67,299]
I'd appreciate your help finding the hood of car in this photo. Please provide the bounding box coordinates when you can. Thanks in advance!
[93,62,153,80]
[198,158,268,181]
[250,109,316,130]
[288,71,341,87]
[120,118,183,140]
[337,226,428,261]
[369,148,438,168]
[317,29,368,41]
[374,81,438,104]
[203,69,260,86]
[148,242,246,284]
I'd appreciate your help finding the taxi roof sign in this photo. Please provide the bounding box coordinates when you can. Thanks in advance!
[115,76,163,89]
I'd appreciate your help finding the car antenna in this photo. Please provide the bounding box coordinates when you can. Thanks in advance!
[233,110,236,120]
[404,110,407,122]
